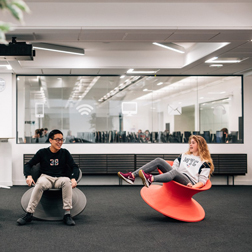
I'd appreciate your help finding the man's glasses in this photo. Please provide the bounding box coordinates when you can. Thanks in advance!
[53,138,65,143]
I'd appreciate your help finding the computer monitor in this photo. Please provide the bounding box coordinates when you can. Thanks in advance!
[25,136,32,143]
[35,103,44,118]
[121,102,137,116]
[19,138,24,143]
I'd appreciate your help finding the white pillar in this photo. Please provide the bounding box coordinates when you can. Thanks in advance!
[0,73,14,186]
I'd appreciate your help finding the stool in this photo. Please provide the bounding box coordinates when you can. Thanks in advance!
[20,164,87,220]
[140,160,211,222]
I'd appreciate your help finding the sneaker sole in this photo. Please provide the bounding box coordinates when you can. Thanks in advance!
[64,221,75,226]
[139,170,149,188]
[17,219,32,225]
[17,220,25,225]
[117,172,134,184]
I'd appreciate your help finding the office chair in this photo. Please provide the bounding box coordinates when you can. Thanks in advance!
[216,131,225,143]
[203,131,211,143]
[230,131,238,143]
[193,131,200,135]
[184,131,191,143]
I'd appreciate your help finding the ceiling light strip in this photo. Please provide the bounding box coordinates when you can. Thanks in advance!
[127,69,159,74]
[209,64,223,67]
[205,57,248,64]
[153,42,185,54]
[65,77,100,108]
[98,76,143,103]
[33,43,85,55]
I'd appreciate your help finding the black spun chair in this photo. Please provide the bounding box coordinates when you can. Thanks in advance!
[20,164,87,221]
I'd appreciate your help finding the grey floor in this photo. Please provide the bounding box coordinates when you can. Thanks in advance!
[0,185,252,252]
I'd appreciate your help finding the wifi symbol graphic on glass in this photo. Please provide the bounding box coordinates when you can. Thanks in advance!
[76,104,94,115]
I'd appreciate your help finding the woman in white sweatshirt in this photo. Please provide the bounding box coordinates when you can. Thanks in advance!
[118,135,214,189]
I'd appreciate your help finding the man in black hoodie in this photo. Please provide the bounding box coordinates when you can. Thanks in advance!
[17,129,79,226]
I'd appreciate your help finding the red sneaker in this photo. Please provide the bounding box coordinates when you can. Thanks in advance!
[139,170,153,188]
[117,172,135,184]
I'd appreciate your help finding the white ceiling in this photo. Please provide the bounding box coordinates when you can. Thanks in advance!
[0,0,252,76]
[23,0,252,2]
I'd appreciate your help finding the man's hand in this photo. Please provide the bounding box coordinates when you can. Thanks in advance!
[26,175,35,187]
[71,178,77,188]
[187,182,193,188]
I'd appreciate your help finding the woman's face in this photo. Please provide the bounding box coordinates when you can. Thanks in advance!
[189,138,198,154]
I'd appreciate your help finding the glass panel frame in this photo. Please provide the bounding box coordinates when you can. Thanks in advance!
[16,75,243,144]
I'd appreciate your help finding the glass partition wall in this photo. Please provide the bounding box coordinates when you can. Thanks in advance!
[17,75,243,144]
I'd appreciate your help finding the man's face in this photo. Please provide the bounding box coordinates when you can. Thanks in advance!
[49,133,64,152]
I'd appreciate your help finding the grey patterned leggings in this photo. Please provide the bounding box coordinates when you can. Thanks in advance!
[132,157,191,185]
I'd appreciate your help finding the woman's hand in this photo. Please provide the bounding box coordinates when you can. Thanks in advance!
[187,182,204,188]
[192,182,204,189]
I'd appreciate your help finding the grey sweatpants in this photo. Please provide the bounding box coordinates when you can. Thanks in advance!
[132,157,191,185]
[26,174,72,213]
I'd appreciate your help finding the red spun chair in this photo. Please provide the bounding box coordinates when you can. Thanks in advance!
[140,160,212,222]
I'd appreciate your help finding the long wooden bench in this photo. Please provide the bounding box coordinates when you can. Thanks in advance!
[24,153,247,185]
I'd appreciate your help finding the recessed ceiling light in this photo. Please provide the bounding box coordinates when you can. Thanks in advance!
[127,69,159,74]
[209,64,223,67]
[153,42,185,54]
[205,57,248,63]
[0,64,12,70]
[157,82,163,86]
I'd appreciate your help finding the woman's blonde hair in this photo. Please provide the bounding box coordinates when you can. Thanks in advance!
[185,135,214,176]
